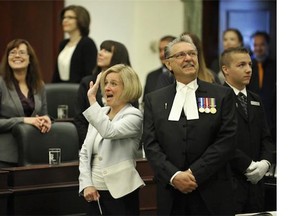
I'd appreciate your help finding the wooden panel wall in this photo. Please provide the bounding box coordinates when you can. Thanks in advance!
[0,0,64,83]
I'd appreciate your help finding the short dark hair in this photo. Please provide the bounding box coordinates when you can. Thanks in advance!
[160,35,176,43]
[220,46,249,69]
[250,31,270,44]
[61,5,90,36]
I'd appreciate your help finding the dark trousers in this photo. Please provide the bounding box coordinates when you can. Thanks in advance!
[233,177,265,214]
[171,189,211,216]
[87,188,140,215]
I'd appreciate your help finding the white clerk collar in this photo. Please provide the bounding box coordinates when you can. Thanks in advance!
[168,80,199,121]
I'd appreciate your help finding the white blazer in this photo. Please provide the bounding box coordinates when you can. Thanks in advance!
[78,103,145,198]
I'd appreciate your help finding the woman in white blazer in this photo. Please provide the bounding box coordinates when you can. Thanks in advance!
[79,64,144,215]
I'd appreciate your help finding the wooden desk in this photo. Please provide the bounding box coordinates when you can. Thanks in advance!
[0,170,11,215]
[3,161,86,215]
[136,159,157,215]
[1,159,156,215]
[1,159,275,215]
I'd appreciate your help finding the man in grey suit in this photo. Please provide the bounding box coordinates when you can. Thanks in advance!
[143,35,237,215]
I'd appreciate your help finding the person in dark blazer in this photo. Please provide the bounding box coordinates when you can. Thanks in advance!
[143,35,237,215]
[52,5,97,83]
[220,46,275,213]
[0,39,51,167]
[143,35,176,102]
[247,31,276,143]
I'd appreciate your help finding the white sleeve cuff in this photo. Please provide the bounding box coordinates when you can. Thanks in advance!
[170,171,181,187]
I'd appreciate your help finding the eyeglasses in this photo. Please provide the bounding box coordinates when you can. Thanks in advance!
[167,50,198,60]
[9,50,29,57]
[62,16,77,20]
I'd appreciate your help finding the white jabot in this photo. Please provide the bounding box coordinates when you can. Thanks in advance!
[168,80,199,121]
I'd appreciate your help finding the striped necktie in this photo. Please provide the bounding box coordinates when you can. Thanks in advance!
[237,92,248,116]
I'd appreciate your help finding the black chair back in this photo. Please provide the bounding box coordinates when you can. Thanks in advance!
[12,122,79,166]
[45,83,79,119]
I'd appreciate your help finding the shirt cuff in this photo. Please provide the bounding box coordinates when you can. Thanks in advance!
[262,159,271,169]
[170,171,181,187]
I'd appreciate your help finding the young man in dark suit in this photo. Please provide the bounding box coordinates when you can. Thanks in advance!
[143,35,237,215]
[220,46,275,214]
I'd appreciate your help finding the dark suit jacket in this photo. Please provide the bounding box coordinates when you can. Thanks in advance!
[247,58,276,141]
[52,37,97,83]
[143,79,237,215]
[224,83,275,176]
[0,77,48,163]
[143,67,162,97]
[143,66,175,102]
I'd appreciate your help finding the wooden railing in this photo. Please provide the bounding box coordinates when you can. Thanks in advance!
[0,159,156,215]
[0,159,276,215]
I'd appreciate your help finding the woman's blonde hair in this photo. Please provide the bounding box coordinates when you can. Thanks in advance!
[100,64,142,103]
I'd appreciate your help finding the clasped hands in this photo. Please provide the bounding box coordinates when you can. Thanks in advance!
[245,160,269,184]
[24,115,51,133]
[172,169,198,194]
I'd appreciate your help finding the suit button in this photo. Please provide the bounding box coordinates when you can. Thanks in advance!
[98,157,102,161]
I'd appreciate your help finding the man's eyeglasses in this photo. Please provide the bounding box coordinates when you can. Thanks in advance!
[167,50,198,60]
[9,50,29,57]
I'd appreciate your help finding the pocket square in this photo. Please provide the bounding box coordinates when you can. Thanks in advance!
[250,101,260,106]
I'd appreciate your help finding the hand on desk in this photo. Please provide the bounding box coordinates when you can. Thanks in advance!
[172,169,198,194]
